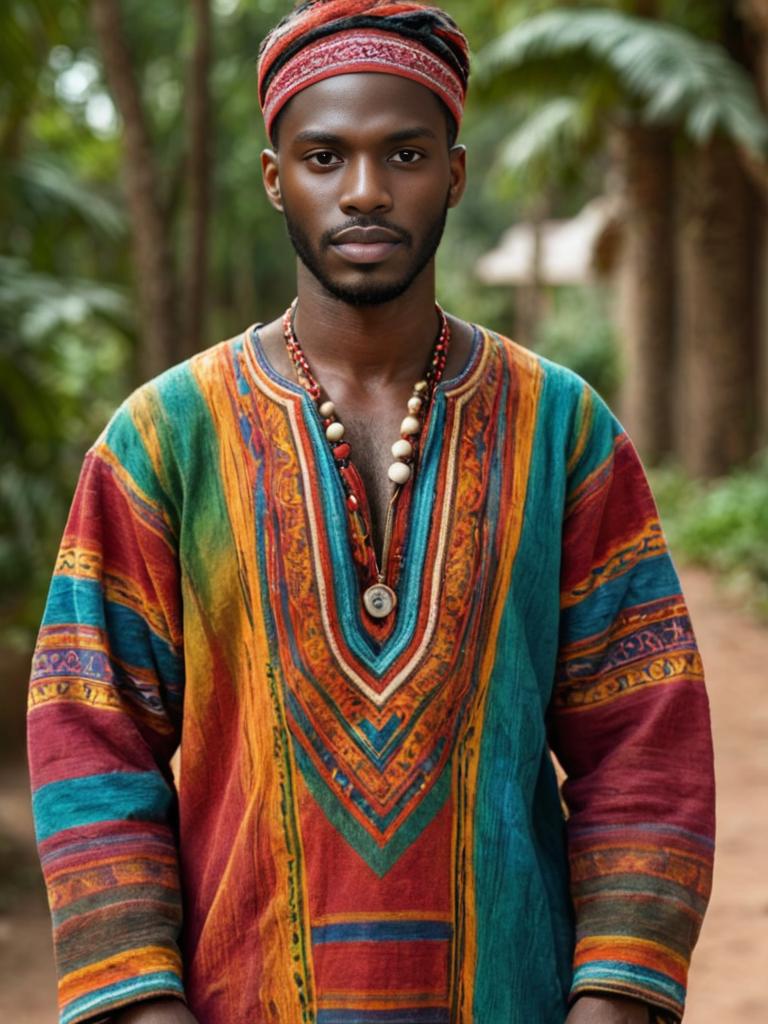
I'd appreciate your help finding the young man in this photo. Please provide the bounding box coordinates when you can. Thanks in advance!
[28,3,714,1023]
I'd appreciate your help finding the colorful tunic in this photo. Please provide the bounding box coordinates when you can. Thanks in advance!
[28,326,715,1024]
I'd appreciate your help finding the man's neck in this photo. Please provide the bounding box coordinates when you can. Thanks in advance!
[292,264,441,389]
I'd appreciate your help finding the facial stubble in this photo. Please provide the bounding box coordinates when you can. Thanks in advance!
[283,193,451,307]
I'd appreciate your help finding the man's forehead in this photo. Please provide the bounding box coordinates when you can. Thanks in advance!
[278,73,448,139]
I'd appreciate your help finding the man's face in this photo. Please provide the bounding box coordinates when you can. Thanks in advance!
[261,73,467,307]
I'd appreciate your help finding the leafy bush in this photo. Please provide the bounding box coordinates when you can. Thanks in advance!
[0,259,130,647]
[650,455,768,617]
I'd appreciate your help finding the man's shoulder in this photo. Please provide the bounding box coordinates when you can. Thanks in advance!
[95,330,250,459]
[476,322,593,403]
[143,330,247,405]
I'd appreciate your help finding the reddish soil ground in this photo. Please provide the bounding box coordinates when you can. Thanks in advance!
[1,568,766,1022]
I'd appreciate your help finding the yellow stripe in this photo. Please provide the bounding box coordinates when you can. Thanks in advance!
[576,934,689,971]
[566,384,594,475]
[59,945,181,1000]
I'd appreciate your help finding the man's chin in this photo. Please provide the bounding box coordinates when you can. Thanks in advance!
[323,282,414,307]
[312,270,416,308]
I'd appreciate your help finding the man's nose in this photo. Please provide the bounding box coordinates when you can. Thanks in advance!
[339,157,393,215]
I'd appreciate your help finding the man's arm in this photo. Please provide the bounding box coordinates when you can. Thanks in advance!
[567,995,651,1022]
[110,997,198,1023]
[549,384,715,1022]
[28,404,188,1024]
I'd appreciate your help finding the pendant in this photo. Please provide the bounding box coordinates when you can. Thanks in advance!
[363,583,398,619]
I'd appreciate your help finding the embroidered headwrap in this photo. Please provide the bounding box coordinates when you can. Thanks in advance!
[258,1,470,142]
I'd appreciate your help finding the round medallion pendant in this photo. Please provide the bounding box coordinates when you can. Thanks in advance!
[363,583,397,619]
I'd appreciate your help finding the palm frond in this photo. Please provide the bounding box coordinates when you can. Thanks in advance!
[12,157,126,238]
[0,257,130,341]
[497,97,583,172]
[478,8,768,158]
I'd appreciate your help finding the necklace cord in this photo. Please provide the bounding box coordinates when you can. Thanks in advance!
[282,300,452,615]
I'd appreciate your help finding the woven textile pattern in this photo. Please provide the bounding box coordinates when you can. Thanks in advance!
[256,1,470,139]
[28,328,714,1024]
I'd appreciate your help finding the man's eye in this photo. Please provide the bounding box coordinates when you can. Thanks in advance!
[392,150,423,164]
[309,151,341,166]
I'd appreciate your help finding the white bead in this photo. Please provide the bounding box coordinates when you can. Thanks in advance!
[401,416,421,436]
[388,462,412,485]
[319,401,336,419]
[414,380,428,394]
[408,397,423,415]
[391,439,413,460]
[326,422,345,442]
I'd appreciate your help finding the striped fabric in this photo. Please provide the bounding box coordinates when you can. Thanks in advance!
[28,326,714,1024]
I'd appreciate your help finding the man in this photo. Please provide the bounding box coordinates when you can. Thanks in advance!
[28,2,714,1023]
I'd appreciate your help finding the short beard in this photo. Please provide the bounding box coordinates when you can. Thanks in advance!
[283,199,450,307]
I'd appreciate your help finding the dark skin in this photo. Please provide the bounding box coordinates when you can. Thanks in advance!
[111,74,651,1024]
[259,73,473,551]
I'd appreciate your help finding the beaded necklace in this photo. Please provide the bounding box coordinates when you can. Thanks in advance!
[282,300,451,619]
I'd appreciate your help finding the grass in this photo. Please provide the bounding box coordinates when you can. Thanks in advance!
[650,454,768,619]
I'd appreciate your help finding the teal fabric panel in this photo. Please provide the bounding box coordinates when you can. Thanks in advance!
[472,358,583,1023]
[42,577,182,682]
[33,771,174,842]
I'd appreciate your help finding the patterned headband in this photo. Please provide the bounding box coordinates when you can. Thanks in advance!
[258,2,470,141]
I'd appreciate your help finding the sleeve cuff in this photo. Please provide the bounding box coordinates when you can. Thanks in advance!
[60,971,185,1024]
[570,964,684,1020]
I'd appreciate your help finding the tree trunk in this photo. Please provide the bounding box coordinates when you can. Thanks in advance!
[677,137,759,477]
[515,195,549,346]
[181,0,213,359]
[614,123,677,463]
[739,0,768,446]
[91,0,179,379]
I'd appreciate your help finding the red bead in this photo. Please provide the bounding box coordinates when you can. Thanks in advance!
[333,443,351,460]
[347,494,359,511]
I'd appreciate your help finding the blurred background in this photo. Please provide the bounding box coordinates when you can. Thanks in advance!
[1,0,767,1020]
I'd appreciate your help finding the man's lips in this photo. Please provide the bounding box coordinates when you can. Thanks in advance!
[329,226,404,264]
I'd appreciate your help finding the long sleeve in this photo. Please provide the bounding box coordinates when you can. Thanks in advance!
[27,406,186,1024]
[548,385,715,1021]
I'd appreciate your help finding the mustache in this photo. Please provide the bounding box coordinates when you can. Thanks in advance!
[320,217,413,248]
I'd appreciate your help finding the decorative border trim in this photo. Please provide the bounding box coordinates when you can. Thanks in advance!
[263,29,465,138]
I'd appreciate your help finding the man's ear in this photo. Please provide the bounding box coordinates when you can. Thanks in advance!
[261,149,283,213]
[447,144,467,209]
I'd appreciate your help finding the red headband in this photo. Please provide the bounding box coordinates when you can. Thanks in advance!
[260,27,467,140]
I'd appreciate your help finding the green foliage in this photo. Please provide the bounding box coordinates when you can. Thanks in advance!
[0,257,130,643]
[497,97,582,172]
[532,286,621,404]
[651,456,768,617]
[3,0,766,645]
[477,8,768,158]
[0,0,296,645]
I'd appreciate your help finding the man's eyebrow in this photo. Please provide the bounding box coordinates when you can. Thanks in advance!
[292,130,346,146]
[384,126,439,143]
[291,126,439,145]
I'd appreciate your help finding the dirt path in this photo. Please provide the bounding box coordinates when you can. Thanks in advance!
[679,569,768,1022]
[1,568,766,1022]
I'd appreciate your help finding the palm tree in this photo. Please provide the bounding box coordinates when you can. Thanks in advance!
[477,6,768,473]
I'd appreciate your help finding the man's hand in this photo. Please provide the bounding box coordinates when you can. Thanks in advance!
[566,994,651,1023]
[111,997,199,1024]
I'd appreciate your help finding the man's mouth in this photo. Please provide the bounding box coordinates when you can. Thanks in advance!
[329,226,404,264]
